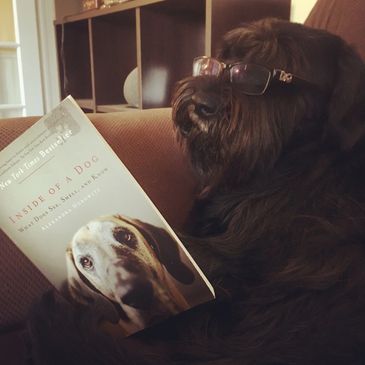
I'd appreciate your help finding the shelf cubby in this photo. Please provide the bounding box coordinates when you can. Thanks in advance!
[92,9,137,107]
[56,19,93,102]
[139,0,205,109]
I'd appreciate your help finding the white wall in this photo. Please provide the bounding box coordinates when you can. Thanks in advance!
[35,0,61,112]
[14,0,44,116]
[290,0,318,23]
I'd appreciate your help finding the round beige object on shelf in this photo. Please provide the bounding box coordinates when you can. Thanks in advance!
[123,67,139,107]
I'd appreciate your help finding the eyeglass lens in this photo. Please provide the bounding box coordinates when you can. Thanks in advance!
[192,58,272,95]
[193,57,223,77]
[230,64,271,95]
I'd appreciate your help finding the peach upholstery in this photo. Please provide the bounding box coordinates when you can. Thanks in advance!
[305,0,365,61]
[0,108,198,330]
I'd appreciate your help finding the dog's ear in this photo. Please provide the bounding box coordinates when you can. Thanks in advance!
[326,40,365,150]
[65,246,120,324]
[130,219,195,285]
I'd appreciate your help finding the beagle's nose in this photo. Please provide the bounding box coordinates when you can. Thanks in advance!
[121,279,154,309]
[192,91,220,118]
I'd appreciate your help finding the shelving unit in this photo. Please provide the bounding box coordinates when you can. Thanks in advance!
[55,0,290,112]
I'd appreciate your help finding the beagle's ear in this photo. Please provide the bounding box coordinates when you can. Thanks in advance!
[130,219,195,285]
[65,246,120,324]
[327,40,365,150]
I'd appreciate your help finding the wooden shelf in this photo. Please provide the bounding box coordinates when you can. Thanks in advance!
[139,0,206,108]
[92,9,137,106]
[55,0,164,24]
[56,19,93,101]
[55,0,291,112]
[96,104,139,112]
[75,98,94,110]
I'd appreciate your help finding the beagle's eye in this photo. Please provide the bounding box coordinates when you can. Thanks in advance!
[113,227,137,247]
[79,256,93,270]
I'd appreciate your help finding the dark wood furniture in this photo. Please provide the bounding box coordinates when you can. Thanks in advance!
[55,0,290,112]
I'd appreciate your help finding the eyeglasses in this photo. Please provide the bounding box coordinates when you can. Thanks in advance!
[193,56,311,96]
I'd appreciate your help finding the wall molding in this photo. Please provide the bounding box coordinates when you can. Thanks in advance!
[35,0,61,113]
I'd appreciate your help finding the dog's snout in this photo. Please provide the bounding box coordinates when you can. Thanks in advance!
[121,279,154,310]
[192,91,220,118]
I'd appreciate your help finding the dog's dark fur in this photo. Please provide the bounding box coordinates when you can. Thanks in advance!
[29,19,365,364]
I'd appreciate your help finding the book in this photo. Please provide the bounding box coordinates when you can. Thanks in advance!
[0,96,215,336]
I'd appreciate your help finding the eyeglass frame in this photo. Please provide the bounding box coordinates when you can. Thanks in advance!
[192,56,313,95]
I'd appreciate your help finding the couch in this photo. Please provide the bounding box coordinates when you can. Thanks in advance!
[1,0,365,362]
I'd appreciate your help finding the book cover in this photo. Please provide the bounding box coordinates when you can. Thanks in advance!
[0,96,215,336]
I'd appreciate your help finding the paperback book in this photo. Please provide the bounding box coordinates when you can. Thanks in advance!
[0,96,215,336]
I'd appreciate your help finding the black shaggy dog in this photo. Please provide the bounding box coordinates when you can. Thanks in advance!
[29,18,365,365]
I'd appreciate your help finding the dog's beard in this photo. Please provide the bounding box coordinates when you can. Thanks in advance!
[173,77,285,188]
[172,77,237,184]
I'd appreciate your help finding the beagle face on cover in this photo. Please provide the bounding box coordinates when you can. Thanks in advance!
[66,214,195,335]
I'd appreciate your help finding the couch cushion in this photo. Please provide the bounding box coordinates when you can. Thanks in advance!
[305,0,365,61]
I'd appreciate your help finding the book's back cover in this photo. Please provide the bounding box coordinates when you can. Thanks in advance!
[0,96,214,336]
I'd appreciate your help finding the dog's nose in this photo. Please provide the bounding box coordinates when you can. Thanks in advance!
[192,91,220,118]
[121,279,154,310]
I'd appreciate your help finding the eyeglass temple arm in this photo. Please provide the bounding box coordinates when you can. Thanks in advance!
[272,69,294,83]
